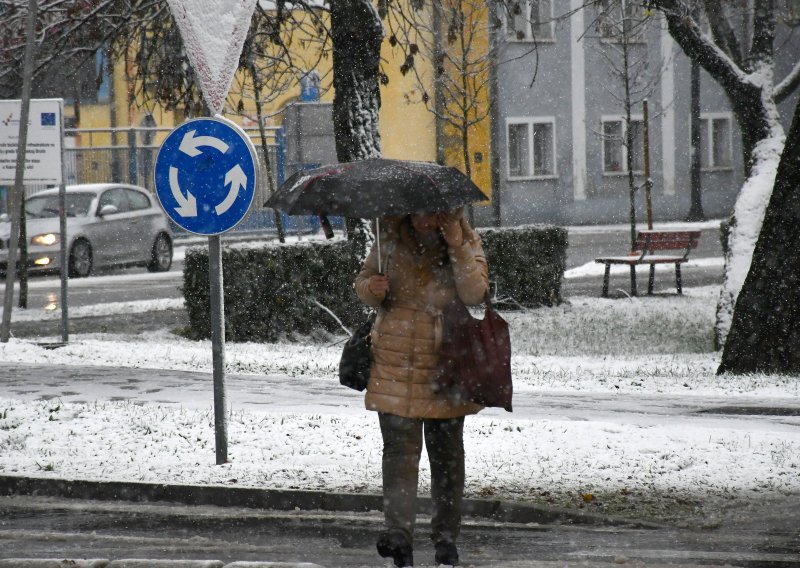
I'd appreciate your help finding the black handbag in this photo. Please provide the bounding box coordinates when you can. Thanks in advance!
[338,312,376,391]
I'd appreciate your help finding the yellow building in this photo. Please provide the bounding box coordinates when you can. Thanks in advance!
[69,3,492,200]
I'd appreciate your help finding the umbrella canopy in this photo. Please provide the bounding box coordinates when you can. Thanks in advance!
[265,158,488,218]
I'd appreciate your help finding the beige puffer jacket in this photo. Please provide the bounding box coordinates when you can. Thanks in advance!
[354,216,489,419]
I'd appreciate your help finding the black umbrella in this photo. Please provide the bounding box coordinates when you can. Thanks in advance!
[266,158,488,271]
[265,158,488,218]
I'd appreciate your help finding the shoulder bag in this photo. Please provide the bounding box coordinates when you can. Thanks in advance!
[338,312,376,391]
[433,292,513,412]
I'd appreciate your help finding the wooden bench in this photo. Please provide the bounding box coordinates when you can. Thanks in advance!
[594,229,702,297]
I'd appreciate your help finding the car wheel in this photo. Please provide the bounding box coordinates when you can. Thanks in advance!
[147,233,172,272]
[69,239,92,278]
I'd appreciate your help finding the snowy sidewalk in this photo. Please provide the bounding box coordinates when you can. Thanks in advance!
[1,286,799,527]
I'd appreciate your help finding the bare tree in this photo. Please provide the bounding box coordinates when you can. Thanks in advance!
[587,0,663,248]
[383,0,538,225]
[644,0,800,348]
[231,5,331,243]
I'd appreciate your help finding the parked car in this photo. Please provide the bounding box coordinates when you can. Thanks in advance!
[0,183,173,277]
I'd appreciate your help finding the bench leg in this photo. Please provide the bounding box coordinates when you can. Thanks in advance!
[675,263,683,295]
[602,264,611,298]
[648,264,655,295]
[630,265,638,297]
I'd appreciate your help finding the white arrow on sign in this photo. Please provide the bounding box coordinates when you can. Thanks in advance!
[217,164,247,215]
[179,130,229,157]
[166,0,258,113]
[169,166,198,217]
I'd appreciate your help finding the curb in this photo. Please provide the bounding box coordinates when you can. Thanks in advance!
[0,561,323,568]
[0,475,661,529]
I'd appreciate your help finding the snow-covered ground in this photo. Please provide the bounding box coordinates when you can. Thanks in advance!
[1,285,798,522]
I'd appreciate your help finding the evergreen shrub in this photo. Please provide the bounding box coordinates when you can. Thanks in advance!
[182,225,567,342]
[480,225,567,307]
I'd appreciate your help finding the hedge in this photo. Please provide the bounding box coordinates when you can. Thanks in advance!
[182,225,567,342]
[480,225,567,308]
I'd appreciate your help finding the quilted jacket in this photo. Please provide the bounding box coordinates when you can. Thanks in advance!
[354,216,489,419]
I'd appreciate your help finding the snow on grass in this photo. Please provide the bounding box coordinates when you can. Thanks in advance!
[1,284,799,518]
[7,298,185,322]
[0,398,797,508]
[0,286,797,397]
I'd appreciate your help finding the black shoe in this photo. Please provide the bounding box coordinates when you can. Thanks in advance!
[434,540,459,566]
[377,530,414,567]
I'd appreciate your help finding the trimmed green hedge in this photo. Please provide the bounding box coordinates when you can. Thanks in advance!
[183,240,364,342]
[480,225,567,308]
[182,225,567,342]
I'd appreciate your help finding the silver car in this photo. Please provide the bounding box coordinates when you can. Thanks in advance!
[0,183,173,277]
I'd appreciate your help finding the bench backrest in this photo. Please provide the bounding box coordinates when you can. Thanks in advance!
[632,230,701,253]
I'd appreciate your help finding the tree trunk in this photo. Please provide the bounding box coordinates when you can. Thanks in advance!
[727,81,773,178]
[433,0,446,166]
[620,17,636,250]
[686,60,704,221]
[488,0,502,227]
[713,86,781,348]
[461,121,475,226]
[330,0,383,257]
[330,0,383,163]
[718,97,800,374]
[249,63,285,243]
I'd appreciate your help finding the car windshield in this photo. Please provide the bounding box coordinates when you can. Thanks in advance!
[25,193,94,218]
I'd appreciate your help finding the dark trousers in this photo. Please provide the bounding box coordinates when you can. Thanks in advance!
[378,412,465,547]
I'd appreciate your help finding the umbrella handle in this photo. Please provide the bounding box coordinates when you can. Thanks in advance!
[376,217,381,274]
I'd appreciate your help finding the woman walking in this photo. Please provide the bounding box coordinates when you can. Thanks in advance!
[354,208,489,568]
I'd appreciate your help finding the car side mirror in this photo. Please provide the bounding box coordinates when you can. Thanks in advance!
[98,204,118,217]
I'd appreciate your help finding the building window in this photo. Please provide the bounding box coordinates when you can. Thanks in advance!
[596,0,646,41]
[508,123,530,177]
[700,114,733,170]
[506,118,556,179]
[601,116,644,174]
[505,0,554,42]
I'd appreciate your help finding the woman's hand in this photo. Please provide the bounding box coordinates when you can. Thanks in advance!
[368,274,390,297]
[437,209,463,247]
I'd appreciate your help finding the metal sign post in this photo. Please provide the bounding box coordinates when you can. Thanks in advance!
[162,0,258,465]
[58,102,68,343]
[154,116,258,464]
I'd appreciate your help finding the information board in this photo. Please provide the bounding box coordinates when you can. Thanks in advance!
[0,98,63,185]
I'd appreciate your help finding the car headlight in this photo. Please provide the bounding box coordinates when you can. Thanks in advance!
[30,233,60,246]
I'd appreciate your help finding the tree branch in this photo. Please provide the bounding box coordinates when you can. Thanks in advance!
[775,59,800,103]
[703,0,744,68]
[749,0,775,67]
[651,0,749,95]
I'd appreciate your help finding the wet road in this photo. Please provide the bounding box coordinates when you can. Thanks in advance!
[1,495,799,567]
[0,224,725,313]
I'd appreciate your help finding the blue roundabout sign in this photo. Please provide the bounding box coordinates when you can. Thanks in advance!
[154,116,258,235]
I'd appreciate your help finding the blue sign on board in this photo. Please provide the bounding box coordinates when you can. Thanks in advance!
[154,116,258,235]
